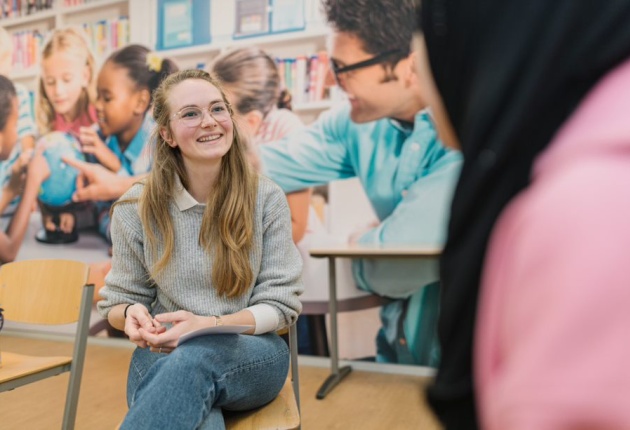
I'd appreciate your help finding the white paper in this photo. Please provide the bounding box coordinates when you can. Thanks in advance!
[177,325,254,346]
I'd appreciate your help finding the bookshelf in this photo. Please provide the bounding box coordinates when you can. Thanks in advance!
[148,0,337,123]
[5,0,150,89]
[5,0,337,122]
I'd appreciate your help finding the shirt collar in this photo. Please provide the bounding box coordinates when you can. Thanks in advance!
[124,115,154,164]
[388,107,431,135]
[173,174,202,211]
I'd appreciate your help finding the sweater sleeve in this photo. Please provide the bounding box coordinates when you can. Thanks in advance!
[97,187,157,318]
[248,179,304,331]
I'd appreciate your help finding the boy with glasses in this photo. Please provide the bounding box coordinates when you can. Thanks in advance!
[258,0,462,366]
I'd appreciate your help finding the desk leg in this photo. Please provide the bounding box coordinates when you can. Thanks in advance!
[316,256,352,399]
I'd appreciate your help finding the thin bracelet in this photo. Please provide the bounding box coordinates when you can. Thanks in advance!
[123,304,133,319]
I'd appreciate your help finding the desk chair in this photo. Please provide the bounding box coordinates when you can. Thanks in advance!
[115,324,301,430]
[0,259,94,430]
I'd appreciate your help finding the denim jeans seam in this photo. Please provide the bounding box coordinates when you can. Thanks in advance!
[215,348,288,385]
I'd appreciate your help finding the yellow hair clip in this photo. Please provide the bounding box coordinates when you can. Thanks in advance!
[146,52,163,73]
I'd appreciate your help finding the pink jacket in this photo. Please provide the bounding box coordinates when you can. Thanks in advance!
[476,57,630,430]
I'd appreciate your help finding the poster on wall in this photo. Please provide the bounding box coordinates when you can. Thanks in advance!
[160,0,193,49]
[234,0,269,38]
[270,0,305,33]
[234,0,306,39]
[157,0,211,50]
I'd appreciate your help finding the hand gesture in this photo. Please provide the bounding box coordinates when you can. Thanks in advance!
[78,126,106,157]
[6,150,31,194]
[124,304,165,349]
[26,147,50,186]
[140,311,212,353]
[61,157,121,202]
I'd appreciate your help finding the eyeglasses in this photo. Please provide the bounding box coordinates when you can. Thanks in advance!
[171,101,232,128]
[0,307,4,332]
[331,49,404,84]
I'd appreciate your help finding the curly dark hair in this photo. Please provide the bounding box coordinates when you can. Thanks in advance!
[0,75,16,131]
[322,0,416,66]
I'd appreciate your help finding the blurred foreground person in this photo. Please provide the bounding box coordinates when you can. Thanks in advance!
[418,1,630,429]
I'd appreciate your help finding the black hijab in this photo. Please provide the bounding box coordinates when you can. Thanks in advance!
[421,1,630,428]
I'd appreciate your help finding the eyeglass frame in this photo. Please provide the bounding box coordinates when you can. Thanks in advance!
[330,49,405,83]
[0,307,4,332]
[170,101,234,128]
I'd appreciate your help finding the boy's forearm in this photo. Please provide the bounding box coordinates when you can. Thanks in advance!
[0,177,39,263]
[0,188,16,215]
[98,149,122,173]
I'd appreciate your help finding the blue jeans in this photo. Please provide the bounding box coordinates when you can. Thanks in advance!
[122,333,289,430]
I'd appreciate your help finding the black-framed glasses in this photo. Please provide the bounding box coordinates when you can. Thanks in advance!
[331,49,404,84]
[0,307,4,332]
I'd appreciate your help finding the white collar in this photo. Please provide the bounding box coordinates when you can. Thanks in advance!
[173,174,203,211]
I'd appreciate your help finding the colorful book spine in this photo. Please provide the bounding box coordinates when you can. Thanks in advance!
[275,51,333,105]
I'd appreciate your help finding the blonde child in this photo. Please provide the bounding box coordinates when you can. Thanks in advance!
[36,27,118,241]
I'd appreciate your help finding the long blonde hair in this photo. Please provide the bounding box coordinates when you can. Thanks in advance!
[37,27,96,134]
[136,69,258,298]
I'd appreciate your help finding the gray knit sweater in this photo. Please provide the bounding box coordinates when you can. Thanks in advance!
[97,175,304,330]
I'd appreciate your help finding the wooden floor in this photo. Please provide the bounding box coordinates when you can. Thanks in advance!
[0,335,442,430]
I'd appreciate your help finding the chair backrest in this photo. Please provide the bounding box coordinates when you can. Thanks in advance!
[0,259,90,325]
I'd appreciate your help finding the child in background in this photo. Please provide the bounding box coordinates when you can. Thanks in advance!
[90,44,178,243]
[36,27,112,241]
[0,27,37,221]
[0,76,51,263]
[211,47,310,243]
[84,45,177,306]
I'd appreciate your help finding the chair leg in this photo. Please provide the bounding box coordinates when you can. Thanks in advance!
[307,315,330,357]
[289,324,301,416]
[63,284,94,430]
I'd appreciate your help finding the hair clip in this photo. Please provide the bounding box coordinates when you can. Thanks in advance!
[146,52,163,73]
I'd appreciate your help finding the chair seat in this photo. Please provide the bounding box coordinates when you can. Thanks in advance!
[115,377,300,430]
[0,352,72,386]
[224,377,300,430]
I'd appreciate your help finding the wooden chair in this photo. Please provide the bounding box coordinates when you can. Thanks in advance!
[0,259,94,430]
[115,324,301,430]
[224,323,301,429]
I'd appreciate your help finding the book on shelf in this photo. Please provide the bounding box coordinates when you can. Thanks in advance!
[11,29,45,71]
[1,0,53,19]
[81,16,129,59]
[276,51,333,105]
[233,0,305,39]
[63,0,112,6]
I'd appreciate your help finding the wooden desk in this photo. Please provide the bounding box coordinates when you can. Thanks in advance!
[309,243,441,399]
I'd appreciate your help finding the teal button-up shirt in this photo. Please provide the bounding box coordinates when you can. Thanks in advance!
[259,104,462,365]
[105,114,154,177]
[260,103,462,298]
